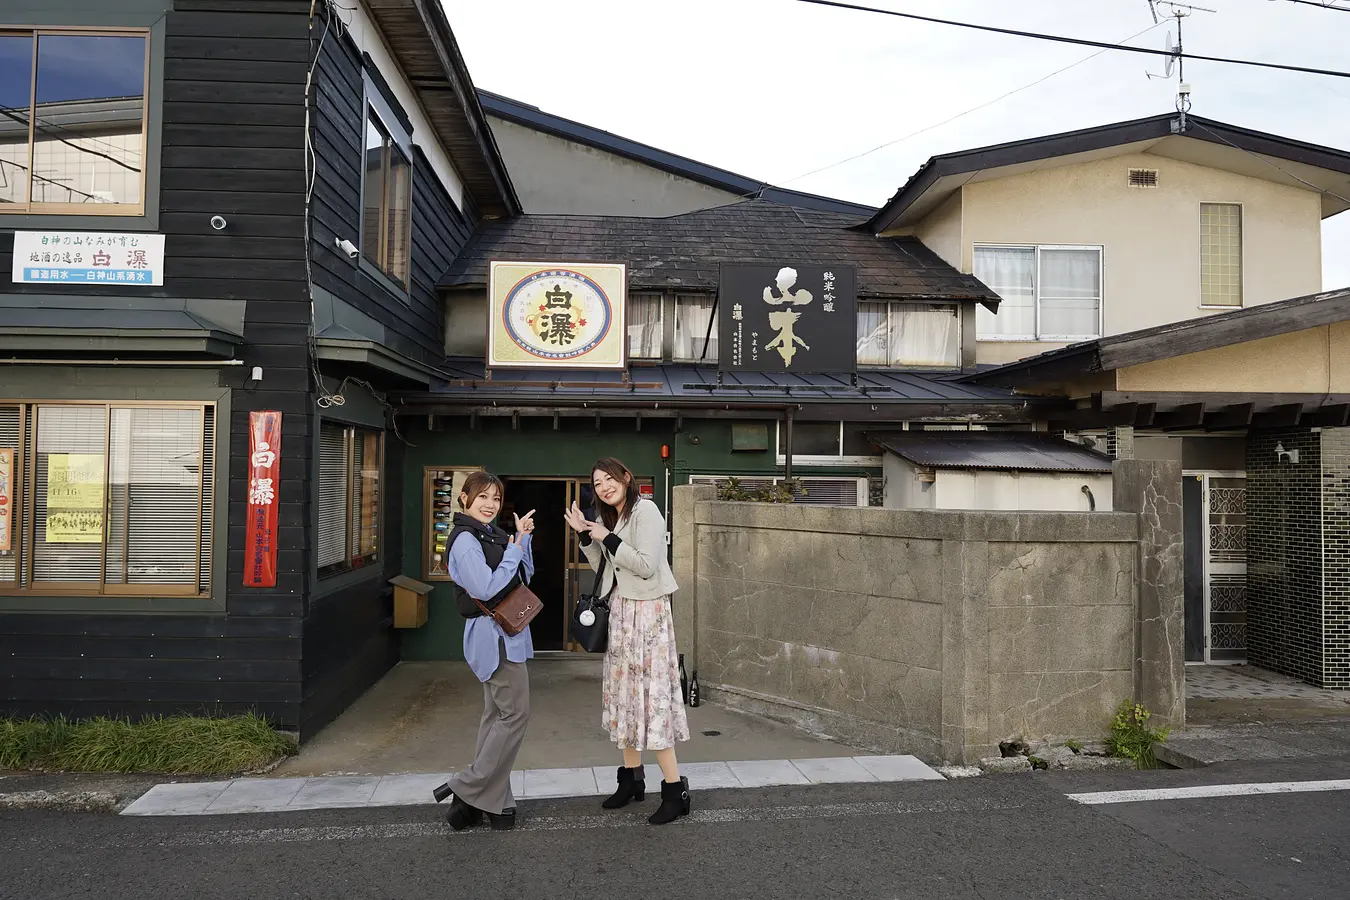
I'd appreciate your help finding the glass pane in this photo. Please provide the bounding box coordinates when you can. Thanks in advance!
[856,301,890,366]
[361,116,385,268]
[1039,248,1101,337]
[892,303,959,367]
[31,34,145,206]
[385,147,411,287]
[673,294,718,361]
[779,421,840,456]
[1201,203,1243,307]
[0,34,33,207]
[627,292,663,359]
[317,424,348,573]
[0,405,19,583]
[352,430,380,561]
[105,408,202,586]
[32,405,106,584]
[973,246,1035,338]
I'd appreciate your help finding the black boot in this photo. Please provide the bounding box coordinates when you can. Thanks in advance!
[602,765,646,809]
[648,777,690,825]
[486,807,517,831]
[445,794,483,831]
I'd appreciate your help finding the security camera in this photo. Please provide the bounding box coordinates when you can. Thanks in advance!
[335,237,359,260]
[209,215,227,231]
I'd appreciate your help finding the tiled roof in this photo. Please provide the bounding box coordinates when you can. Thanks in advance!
[439,200,1000,306]
[866,432,1114,473]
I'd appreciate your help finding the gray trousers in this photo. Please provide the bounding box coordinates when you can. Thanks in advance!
[449,652,530,815]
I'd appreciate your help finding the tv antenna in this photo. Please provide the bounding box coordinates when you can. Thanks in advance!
[1145,1,1214,131]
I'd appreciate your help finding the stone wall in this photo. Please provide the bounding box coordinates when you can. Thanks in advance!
[671,460,1183,764]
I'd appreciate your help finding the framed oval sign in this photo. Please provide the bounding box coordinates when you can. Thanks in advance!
[488,261,628,369]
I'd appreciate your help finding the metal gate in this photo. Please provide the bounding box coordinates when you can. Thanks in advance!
[1204,475,1248,662]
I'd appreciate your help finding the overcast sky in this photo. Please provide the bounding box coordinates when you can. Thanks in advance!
[448,0,1350,290]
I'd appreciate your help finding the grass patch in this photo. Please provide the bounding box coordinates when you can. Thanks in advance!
[0,713,297,776]
[1107,700,1170,770]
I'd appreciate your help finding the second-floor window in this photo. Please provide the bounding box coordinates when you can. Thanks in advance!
[0,29,149,215]
[1200,202,1242,308]
[674,293,718,362]
[973,244,1102,341]
[362,111,411,290]
[857,301,960,368]
[628,291,663,360]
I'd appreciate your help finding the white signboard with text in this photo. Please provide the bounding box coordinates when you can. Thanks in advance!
[11,231,165,287]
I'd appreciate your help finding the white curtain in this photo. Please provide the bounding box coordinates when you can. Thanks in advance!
[893,304,959,366]
[974,246,1036,338]
[1038,248,1100,337]
[674,294,718,362]
[627,292,663,359]
[855,302,890,366]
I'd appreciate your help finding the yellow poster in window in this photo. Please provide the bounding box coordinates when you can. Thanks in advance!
[45,453,105,543]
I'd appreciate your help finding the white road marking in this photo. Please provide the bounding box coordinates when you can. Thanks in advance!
[1068,779,1350,805]
[132,798,1020,847]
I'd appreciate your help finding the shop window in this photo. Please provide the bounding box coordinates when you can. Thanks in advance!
[361,110,412,290]
[628,291,663,360]
[673,293,718,362]
[0,402,215,596]
[773,421,883,466]
[856,301,960,368]
[0,29,149,214]
[1200,203,1242,307]
[973,245,1101,341]
[317,422,382,577]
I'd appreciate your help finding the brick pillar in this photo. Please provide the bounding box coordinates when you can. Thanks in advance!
[1113,458,1185,729]
[1323,427,1350,688]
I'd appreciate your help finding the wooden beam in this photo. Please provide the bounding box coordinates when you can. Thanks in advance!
[1251,403,1304,429]
[1156,402,1206,430]
[1204,403,1255,432]
[1303,404,1350,428]
[1133,402,1157,428]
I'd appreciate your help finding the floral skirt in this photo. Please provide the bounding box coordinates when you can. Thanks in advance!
[602,592,690,751]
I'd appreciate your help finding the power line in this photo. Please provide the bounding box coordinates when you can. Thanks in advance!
[1272,0,1350,11]
[779,20,1166,185]
[1187,119,1350,207]
[789,0,1350,79]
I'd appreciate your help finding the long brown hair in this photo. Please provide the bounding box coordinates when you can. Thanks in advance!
[591,457,640,531]
[458,471,505,511]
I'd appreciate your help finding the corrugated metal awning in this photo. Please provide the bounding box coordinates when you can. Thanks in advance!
[866,431,1113,474]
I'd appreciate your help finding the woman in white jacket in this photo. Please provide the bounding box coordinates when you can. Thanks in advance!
[563,457,690,825]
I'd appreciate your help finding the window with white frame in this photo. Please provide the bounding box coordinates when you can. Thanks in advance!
[628,291,663,360]
[774,421,881,465]
[317,422,382,578]
[0,402,215,597]
[1200,203,1242,308]
[856,301,960,367]
[973,245,1101,341]
[673,293,718,362]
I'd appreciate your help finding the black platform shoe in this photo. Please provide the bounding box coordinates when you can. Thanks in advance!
[486,807,517,831]
[602,766,646,810]
[445,795,483,831]
[648,777,690,826]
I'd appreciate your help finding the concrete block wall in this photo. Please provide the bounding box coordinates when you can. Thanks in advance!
[671,477,1179,764]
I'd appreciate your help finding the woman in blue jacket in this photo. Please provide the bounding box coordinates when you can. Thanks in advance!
[433,471,535,831]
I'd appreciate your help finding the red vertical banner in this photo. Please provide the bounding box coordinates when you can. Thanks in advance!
[0,447,14,553]
[244,411,282,588]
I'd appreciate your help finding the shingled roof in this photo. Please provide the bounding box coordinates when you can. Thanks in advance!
[439,200,1001,309]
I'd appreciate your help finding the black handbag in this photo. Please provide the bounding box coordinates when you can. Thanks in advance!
[572,554,613,653]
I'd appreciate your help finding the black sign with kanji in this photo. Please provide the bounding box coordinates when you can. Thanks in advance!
[718,263,857,374]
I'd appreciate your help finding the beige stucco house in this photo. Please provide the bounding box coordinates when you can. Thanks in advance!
[869,115,1350,367]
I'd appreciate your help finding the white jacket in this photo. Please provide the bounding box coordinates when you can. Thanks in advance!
[579,497,679,601]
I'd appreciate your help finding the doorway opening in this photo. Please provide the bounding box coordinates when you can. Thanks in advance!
[1182,471,1248,664]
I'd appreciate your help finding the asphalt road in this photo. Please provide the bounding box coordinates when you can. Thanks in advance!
[4,756,1350,900]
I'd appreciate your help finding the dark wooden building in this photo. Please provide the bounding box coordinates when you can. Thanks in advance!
[0,0,518,738]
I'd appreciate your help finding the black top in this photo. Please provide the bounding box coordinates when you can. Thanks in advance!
[447,513,523,619]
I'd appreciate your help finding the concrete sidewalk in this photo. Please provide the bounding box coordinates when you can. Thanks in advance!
[1158,719,1350,768]
[280,657,869,777]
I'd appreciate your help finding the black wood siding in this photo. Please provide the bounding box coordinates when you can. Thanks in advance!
[0,2,314,732]
[308,17,475,368]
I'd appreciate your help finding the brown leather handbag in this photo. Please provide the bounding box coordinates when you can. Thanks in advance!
[474,581,543,636]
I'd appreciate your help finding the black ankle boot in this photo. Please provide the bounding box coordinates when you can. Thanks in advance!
[486,807,517,831]
[445,794,483,831]
[602,766,646,809]
[648,777,690,825]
